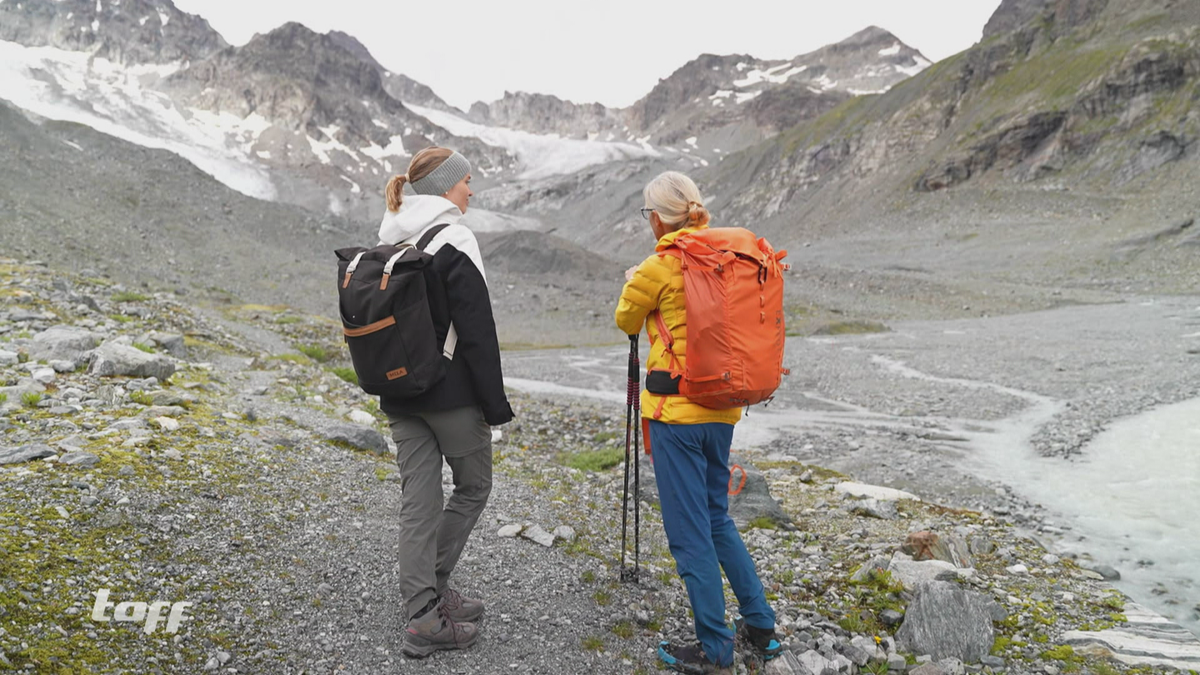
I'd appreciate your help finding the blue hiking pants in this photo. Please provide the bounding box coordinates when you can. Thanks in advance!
[648,420,776,667]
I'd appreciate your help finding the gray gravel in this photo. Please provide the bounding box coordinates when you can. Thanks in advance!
[4,259,1198,675]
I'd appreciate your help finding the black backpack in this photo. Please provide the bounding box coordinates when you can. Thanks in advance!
[335,224,450,397]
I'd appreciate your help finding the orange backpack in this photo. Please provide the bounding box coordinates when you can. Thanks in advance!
[649,227,789,415]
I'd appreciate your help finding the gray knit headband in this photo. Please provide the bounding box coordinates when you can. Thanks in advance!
[410,151,471,196]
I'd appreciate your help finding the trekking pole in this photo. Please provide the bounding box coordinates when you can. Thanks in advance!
[620,333,640,582]
[632,334,642,580]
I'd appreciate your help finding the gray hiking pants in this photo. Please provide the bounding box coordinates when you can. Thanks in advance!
[388,406,493,621]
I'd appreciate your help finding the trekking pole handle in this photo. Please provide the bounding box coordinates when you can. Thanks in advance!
[627,334,640,402]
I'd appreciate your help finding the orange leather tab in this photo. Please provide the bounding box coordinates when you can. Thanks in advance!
[343,315,396,337]
[342,271,352,289]
[380,273,390,291]
[386,367,408,380]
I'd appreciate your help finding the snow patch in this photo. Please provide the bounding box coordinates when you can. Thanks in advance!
[91,19,98,31]
[62,139,83,151]
[339,175,361,195]
[897,56,931,78]
[360,135,406,161]
[139,15,148,26]
[307,136,347,165]
[404,102,659,180]
[812,74,838,91]
[732,63,807,88]
[685,136,697,148]
[157,8,169,26]
[878,43,901,57]
[0,40,275,199]
[735,90,762,104]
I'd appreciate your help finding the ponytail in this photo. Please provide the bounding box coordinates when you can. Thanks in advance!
[685,200,710,228]
[385,174,408,212]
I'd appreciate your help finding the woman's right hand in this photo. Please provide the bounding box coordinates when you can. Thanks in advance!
[624,265,638,281]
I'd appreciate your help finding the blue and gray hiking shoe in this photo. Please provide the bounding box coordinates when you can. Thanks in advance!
[734,617,783,660]
[657,641,734,675]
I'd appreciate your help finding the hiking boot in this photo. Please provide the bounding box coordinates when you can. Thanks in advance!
[657,641,734,675]
[735,616,783,660]
[439,588,484,622]
[402,599,478,658]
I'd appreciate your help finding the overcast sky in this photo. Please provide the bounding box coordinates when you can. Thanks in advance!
[173,0,1003,111]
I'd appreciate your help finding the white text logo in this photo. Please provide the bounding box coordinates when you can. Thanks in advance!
[90,589,193,634]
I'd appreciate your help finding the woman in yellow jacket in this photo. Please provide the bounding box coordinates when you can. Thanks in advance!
[615,171,781,675]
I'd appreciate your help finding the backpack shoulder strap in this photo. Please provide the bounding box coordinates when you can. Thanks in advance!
[415,223,452,251]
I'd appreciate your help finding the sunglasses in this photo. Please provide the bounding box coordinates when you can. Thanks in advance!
[640,208,655,220]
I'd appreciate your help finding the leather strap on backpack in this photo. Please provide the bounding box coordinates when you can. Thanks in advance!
[377,223,453,290]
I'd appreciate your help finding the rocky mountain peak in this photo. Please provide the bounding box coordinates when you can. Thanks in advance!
[179,21,395,123]
[983,0,1051,38]
[0,0,227,64]
[839,25,905,47]
[982,0,1116,39]
[325,29,381,69]
[468,91,622,139]
[324,29,455,111]
[241,21,341,57]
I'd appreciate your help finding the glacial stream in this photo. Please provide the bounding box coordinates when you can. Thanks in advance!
[1000,397,1200,635]
[504,343,1200,636]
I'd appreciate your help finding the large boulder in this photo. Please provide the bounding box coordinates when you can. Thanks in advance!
[0,443,57,465]
[728,454,791,528]
[903,531,974,568]
[835,482,920,501]
[897,581,995,663]
[322,424,389,455]
[138,331,187,359]
[889,554,961,590]
[89,342,176,380]
[29,326,99,362]
[764,650,808,675]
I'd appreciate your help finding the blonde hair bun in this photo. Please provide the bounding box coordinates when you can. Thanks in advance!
[686,201,710,227]
[644,172,709,230]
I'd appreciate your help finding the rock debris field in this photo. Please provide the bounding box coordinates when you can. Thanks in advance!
[2,259,1199,674]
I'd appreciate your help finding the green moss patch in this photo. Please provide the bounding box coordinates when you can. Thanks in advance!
[559,448,625,473]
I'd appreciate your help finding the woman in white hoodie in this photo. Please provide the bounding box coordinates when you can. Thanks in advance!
[378,146,513,657]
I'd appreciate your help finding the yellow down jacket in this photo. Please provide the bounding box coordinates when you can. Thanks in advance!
[614,225,742,426]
